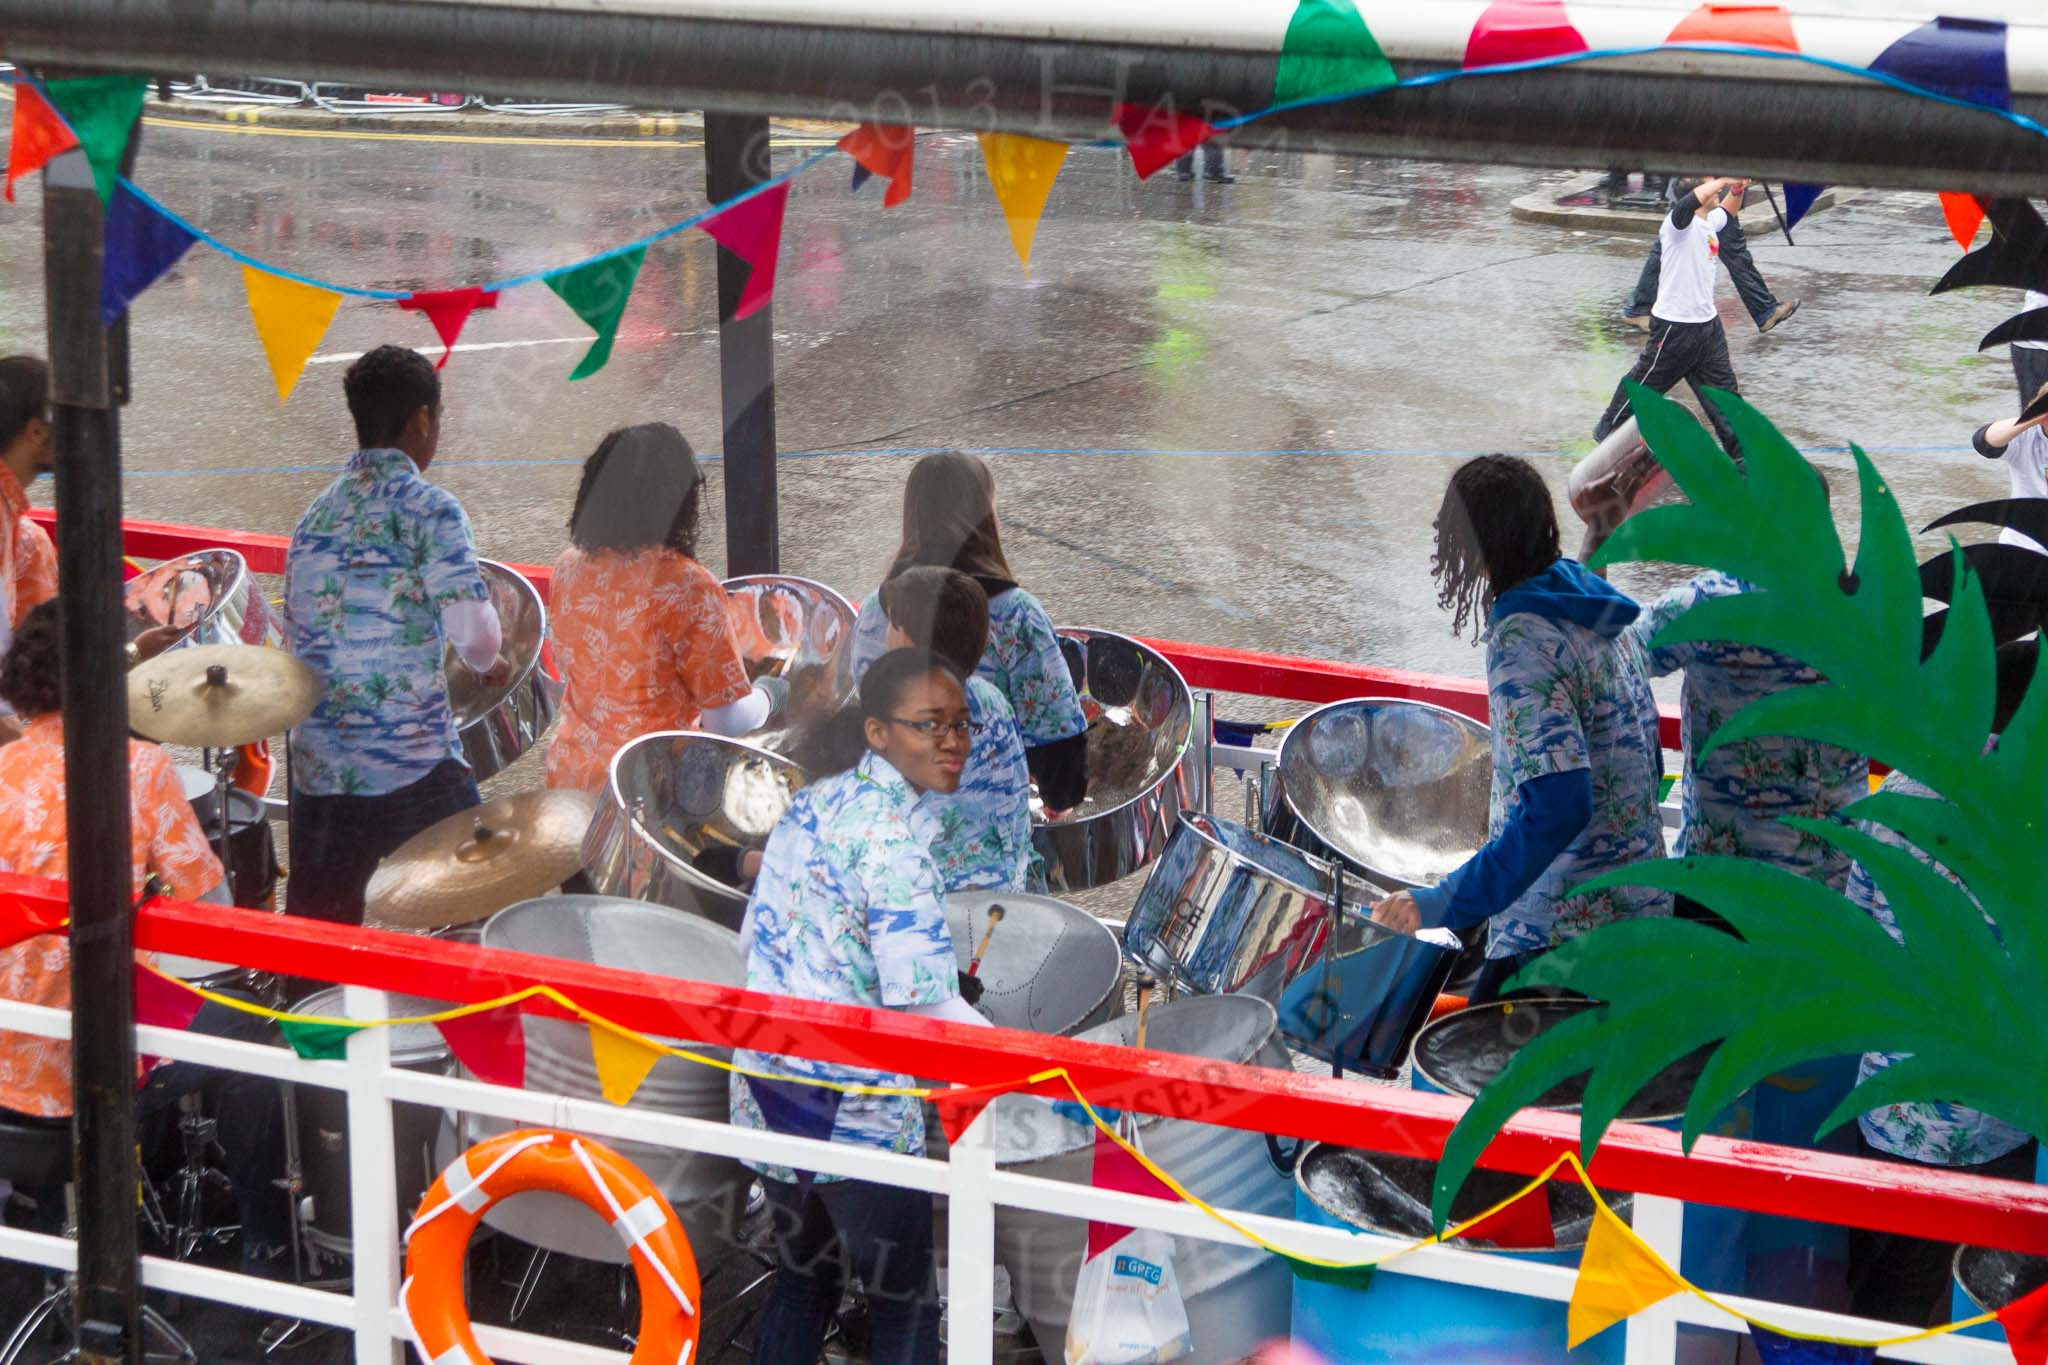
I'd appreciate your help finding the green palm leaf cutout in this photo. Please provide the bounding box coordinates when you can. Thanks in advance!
[1430,382,2048,1231]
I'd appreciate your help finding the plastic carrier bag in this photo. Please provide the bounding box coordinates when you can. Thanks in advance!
[1063,1118,1193,1364]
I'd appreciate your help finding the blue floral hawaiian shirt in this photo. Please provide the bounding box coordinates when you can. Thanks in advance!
[731,751,961,1183]
[1483,609,1670,958]
[1851,769,2030,1167]
[1626,572,1867,888]
[284,447,490,796]
[928,676,1033,892]
[853,585,1087,747]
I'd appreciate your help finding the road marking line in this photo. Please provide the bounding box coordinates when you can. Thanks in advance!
[134,113,835,151]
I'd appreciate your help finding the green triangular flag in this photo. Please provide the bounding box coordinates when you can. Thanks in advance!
[41,76,148,205]
[545,247,646,381]
[279,1017,365,1061]
[1279,1252,1378,1291]
[1273,0,1396,107]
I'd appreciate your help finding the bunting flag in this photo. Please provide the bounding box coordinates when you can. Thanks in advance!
[701,183,791,322]
[102,182,198,324]
[545,247,646,381]
[1999,1277,2048,1365]
[976,133,1068,274]
[1782,183,1826,231]
[1941,192,1988,252]
[1114,103,1219,182]
[1566,1209,1687,1348]
[1454,1182,1556,1250]
[838,124,915,208]
[242,267,343,402]
[437,1003,526,1089]
[1868,16,2010,112]
[932,1079,1019,1143]
[134,968,203,1033]
[1273,0,1396,107]
[0,890,69,951]
[1666,2,1796,51]
[1464,0,1589,69]
[1084,1119,1178,1260]
[41,75,148,206]
[1746,1326,1875,1363]
[5,86,79,204]
[1279,1253,1377,1291]
[280,1016,366,1061]
[399,287,498,369]
[589,1021,664,1105]
[1933,199,2048,296]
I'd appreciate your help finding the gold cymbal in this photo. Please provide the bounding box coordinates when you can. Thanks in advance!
[365,790,598,931]
[126,643,320,749]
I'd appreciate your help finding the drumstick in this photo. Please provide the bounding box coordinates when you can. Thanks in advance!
[966,904,1005,977]
[1133,971,1157,1050]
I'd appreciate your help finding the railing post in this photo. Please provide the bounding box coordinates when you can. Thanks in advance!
[343,986,402,1365]
[704,111,779,576]
[946,1109,998,1365]
[1625,1193,1686,1364]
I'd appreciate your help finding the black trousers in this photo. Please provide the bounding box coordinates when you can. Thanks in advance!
[1595,316,1743,458]
[286,757,480,926]
[2013,345,2048,408]
[1848,1138,2038,1326]
[1625,212,1780,328]
[754,1176,939,1365]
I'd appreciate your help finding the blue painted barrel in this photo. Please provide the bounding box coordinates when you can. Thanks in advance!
[1952,1246,2048,1343]
[1409,999,1749,1295]
[1292,1142,1626,1364]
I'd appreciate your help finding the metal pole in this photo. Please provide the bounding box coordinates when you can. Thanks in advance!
[44,136,142,1360]
[704,111,778,576]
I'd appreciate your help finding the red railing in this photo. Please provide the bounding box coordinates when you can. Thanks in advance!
[7,875,2038,1256]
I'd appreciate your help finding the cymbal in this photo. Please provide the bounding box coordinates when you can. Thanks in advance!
[365,790,598,931]
[127,643,320,748]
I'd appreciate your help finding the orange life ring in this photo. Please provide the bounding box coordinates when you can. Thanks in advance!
[401,1129,701,1365]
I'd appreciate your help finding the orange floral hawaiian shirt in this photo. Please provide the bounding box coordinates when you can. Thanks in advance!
[0,465,56,631]
[0,715,223,1116]
[545,547,753,793]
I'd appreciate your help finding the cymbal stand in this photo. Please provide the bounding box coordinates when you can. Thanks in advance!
[205,745,237,907]
[257,1082,347,1355]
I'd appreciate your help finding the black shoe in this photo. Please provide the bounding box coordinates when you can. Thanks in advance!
[1204,172,1236,184]
[1175,168,1194,182]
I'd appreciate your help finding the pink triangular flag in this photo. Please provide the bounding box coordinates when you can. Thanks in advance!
[1085,1121,1177,1260]
[398,287,498,369]
[134,966,203,1033]
[437,1003,526,1089]
[702,183,791,322]
[1113,102,1219,181]
[1465,0,1590,68]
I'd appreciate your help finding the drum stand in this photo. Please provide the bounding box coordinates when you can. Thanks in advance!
[0,1185,197,1365]
[204,747,239,908]
[162,1093,240,1260]
[257,1083,349,1355]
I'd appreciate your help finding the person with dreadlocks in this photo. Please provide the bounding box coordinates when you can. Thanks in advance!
[545,422,786,793]
[1371,455,1668,1001]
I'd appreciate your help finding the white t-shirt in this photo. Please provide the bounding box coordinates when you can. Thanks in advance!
[1994,424,2048,552]
[2015,290,2048,353]
[1653,203,1728,325]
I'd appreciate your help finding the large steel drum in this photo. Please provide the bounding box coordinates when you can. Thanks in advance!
[581,730,807,931]
[946,890,1123,1036]
[455,895,751,1265]
[1262,696,1491,891]
[720,574,856,754]
[985,995,1295,1365]
[123,548,281,652]
[446,559,561,780]
[1034,629,1202,893]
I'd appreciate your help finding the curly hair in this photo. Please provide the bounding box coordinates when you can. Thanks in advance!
[1432,454,1562,642]
[567,423,704,560]
[343,345,439,449]
[0,600,62,716]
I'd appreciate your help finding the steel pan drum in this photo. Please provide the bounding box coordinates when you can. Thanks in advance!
[721,574,856,754]
[1033,629,1201,893]
[1263,697,1490,891]
[462,894,750,1265]
[581,730,807,931]
[946,891,1123,1036]
[123,549,281,652]
[446,559,561,780]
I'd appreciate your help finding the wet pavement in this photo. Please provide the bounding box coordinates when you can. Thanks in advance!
[0,120,2030,687]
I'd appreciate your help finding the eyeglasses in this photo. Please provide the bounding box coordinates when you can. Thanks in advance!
[885,716,983,739]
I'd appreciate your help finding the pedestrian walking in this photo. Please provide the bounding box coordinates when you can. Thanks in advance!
[1620,183,1799,335]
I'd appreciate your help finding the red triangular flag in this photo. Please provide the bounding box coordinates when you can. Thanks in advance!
[1113,102,1219,181]
[437,1003,526,1089]
[1464,0,1589,68]
[837,124,915,208]
[7,87,80,204]
[398,287,498,370]
[931,1080,1015,1143]
[1085,1121,1177,1260]
[1940,192,1988,253]
[1998,1277,2048,1365]
[702,183,791,322]
[0,890,69,951]
[1665,2,1797,53]
[1454,1181,1556,1249]
[134,967,203,1032]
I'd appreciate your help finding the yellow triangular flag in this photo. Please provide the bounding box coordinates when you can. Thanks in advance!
[976,132,1068,273]
[588,1022,664,1106]
[241,266,341,403]
[1566,1207,1687,1348]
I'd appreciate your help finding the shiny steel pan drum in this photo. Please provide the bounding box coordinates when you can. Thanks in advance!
[445,559,561,781]
[946,891,1123,1036]
[1262,696,1491,890]
[123,548,282,652]
[1034,629,1202,892]
[720,574,857,754]
[457,895,750,1266]
[176,765,279,909]
[580,731,808,931]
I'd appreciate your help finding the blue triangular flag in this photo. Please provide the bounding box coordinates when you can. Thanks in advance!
[1747,1325,1877,1364]
[1868,16,2009,111]
[850,163,874,194]
[101,183,197,324]
[1783,183,1824,230]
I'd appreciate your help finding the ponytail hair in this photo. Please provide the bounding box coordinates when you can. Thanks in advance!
[792,647,961,777]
